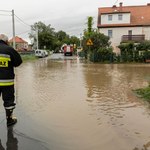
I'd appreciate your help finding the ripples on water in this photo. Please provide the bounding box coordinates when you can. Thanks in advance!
[83,63,150,150]
[1,57,150,150]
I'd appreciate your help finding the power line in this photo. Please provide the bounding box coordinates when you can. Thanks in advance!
[0,9,11,16]
[114,0,119,5]
[0,14,11,16]
[14,14,31,27]
[0,9,31,28]
[17,30,31,36]
[0,10,11,12]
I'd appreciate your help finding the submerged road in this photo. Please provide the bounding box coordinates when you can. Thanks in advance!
[0,54,150,150]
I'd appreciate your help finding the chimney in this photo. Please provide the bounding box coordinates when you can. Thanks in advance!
[119,2,123,11]
[112,5,116,8]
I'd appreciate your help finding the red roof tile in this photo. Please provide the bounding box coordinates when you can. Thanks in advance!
[98,3,150,27]
[9,36,28,43]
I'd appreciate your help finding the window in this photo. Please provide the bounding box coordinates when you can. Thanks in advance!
[108,15,112,21]
[118,14,123,20]
[128,30,132,40]
[128,30,132,35]
[108,30,113,38]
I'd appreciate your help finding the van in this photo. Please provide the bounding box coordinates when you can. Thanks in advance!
[35,49,48,58]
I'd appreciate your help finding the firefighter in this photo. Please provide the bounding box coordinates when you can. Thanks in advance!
[0,34,22,126]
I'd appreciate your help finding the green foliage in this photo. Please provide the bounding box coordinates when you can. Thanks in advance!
[136,40,150,50]
[82,20,112,62]
[86,16,94,36]
[118,42,134,53]
[136,40,150,60]
[55,30,69,42]
[29,21,80,52]
[21,54,37,61]
[118,42,138,62]
[135,85,150,101]
[82,16,113,62]
[78,51,85,58]
[143,51,150,59]
[118,40,150,62]
[30,21,55,50]
[69,36,80,46]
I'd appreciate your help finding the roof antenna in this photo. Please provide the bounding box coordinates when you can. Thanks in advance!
[114,0,119,5]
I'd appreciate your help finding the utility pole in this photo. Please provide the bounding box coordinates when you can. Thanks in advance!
[36,26,39,50]
[12,9,16,49]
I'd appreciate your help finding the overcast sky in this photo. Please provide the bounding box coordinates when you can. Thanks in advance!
[0,0,150,42]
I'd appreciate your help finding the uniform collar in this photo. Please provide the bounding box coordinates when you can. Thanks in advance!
[0,40,7,45]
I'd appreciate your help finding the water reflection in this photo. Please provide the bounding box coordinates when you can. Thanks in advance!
[83,64,150,148]
[12,59,150,150]
[0,140,5,150]
[84,64,150,121]
[0,127,18,150]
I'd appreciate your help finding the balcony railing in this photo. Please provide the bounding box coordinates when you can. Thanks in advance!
[121,35,145,43]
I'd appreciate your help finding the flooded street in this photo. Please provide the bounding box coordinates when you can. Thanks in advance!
[0,54,150,150]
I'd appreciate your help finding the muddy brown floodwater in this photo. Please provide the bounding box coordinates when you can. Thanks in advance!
[0,55,150,150]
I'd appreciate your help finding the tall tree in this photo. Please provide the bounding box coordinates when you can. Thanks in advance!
[83,17,112,62]
[83,16,94,38]
[55,30,69,42]
[29,21,80,52]
[29,21,55,50]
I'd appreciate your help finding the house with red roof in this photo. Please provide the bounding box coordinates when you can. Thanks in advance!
[97,3,150,54]
[9,36,28,51]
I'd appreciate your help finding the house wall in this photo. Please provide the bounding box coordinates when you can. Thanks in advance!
[99,26,150,54]
[9,42,29,51]
[143,27,150,40]
[101,13,131,25]
[16,43,28,51]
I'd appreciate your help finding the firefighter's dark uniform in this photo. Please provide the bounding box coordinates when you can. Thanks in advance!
[0,39,22,126]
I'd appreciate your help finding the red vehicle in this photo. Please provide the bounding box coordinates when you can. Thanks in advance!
[63,45,73,56]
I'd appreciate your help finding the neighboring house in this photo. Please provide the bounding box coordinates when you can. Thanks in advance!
[97,3,150,54]
[9,36,28,51]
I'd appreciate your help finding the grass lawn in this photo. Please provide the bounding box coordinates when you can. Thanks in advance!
[21,54,38,61]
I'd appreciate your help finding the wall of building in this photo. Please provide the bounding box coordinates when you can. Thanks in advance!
[101,13,131,25]
[99,26,150,54]
[143,27,150,40]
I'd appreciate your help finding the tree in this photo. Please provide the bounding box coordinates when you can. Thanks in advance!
[29,21,55,50]
[83,30,112,62]
[82,17,112,62]
[55,30,69,42]
[29,21,80,52]
[86,16,94,36]
[54,31,79,52]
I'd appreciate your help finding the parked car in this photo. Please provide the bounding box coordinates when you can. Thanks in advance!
[35,49,48,58]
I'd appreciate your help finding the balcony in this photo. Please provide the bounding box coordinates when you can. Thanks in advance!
[121,35,145,43]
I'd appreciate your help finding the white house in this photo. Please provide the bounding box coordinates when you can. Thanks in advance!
[97,3,150,54]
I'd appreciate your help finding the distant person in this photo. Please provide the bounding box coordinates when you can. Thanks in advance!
[0,34,22,126]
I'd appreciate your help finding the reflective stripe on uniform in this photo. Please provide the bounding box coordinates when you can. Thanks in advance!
[0,57,11,61]
[0,79,14,86]
[0,54,11,67]
[0,82,14,86]
[0,54,10,58]
[5,106,15,110]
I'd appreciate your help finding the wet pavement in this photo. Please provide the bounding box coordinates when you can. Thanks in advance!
[0,53,150,150]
